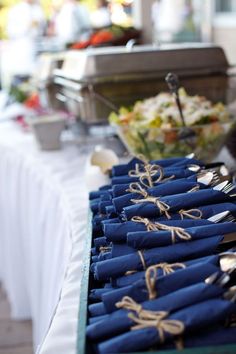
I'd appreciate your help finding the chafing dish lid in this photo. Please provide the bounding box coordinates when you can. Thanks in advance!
[53,44,229,83]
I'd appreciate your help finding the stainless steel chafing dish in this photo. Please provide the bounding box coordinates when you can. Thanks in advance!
[33,52,66,110]
[53,44,234,124]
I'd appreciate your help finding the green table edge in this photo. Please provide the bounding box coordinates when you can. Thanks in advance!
[76,211,236,354]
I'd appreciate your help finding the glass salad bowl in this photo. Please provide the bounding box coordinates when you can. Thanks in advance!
[110,89,235,162]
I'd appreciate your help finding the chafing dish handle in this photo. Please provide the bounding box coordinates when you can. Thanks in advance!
[55,92,84,103]
[56,86,119,113]
[88,85,119,113]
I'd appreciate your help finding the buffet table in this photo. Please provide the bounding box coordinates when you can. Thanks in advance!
[0,122,92,354]
[1,120,236,354]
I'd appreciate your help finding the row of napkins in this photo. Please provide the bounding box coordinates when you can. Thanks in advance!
[87,155,236,353]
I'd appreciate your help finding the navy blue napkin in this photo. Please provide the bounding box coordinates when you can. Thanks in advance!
[94,235,223,280]
[89,190,111,200]
[113,179,206,213]
[112,174,200,198]
[123,189,229,220]
[155,202,236,222]
[89,314,109,324]
[111,243,136,258]
[112,254,219,288]
[161,326,236,350]
[99,201,113,215]
[111,157,202,177]
[94,237,109,251]
[87,282,224,341]
[98,298,236,353]
[104,205,117,218]
[103,218,212,243]
[111,167,195,186]
[101,262,220,313]
[89,287,114,302]
[88,302,106,317]
[127,222,236,249]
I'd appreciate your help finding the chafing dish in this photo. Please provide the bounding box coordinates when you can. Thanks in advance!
[33,52,66,110]
[53,44,235,124]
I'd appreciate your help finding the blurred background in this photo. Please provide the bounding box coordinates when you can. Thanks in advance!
[0,0,236,90]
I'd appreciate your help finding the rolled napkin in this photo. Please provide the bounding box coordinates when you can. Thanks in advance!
[99,201,113,215]
[87,282,224,341]
[111,167,195,186]
[92,255,99,263]
[161,326,236,350]
[155,202,236,222]
[102,217,120,224]
[89,190,111,200]
[112,174,200,198]
[100,193,112,201]
[112,179,206,214]
[101,262,220,313]
[94,237,109,251]
[127,221,236,249]
[97,252,112,262]
[89,314,110,324]
[98,298,236,353]
[88,302,106,317]
[111,157,202,177]
[111,244,136,258]
[103,218,212,243]
[91,247,98,256]
[94,236,223,280]
[89,287,114,302]
[105,205,117,217]
[90,199,100,214]
[113,254,219,288]
[123,189,230,220]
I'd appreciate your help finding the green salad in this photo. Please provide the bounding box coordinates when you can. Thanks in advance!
[109,89,232,161]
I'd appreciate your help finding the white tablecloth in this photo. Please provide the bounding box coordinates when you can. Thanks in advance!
[0,122,96,353]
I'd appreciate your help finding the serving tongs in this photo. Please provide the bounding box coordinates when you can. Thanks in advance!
[165,72,196,141]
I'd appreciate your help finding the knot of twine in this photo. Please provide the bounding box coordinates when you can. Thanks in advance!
[145,263,186,300]
[129,189,171,219]
[115,295,184,343]
[116,296,167,321]
[179,209,203,220]
[128,160,175,188]
[126,182,148,198]
[115,296,143,315]
[129,311,185,343]
[99,246,111,253]
[131,216,192,244]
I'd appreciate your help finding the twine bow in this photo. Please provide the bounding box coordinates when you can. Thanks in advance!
[126,182,148,198]
[116,295,185,343]
[131,216,160,231]
[116,296,166,320]
[116,296,143,315]
[129,164,165,188]
[128,155,175,188]
[131,216,192,244]
[130,190,171,219]
[145,263,186,300]
[129,311,185,343]
[179,209,203,220]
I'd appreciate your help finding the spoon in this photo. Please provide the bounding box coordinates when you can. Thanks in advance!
[220,253,236,272]
[165,72,196,140]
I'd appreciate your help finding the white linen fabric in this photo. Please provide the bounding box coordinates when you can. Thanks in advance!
[0,122,93,353]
